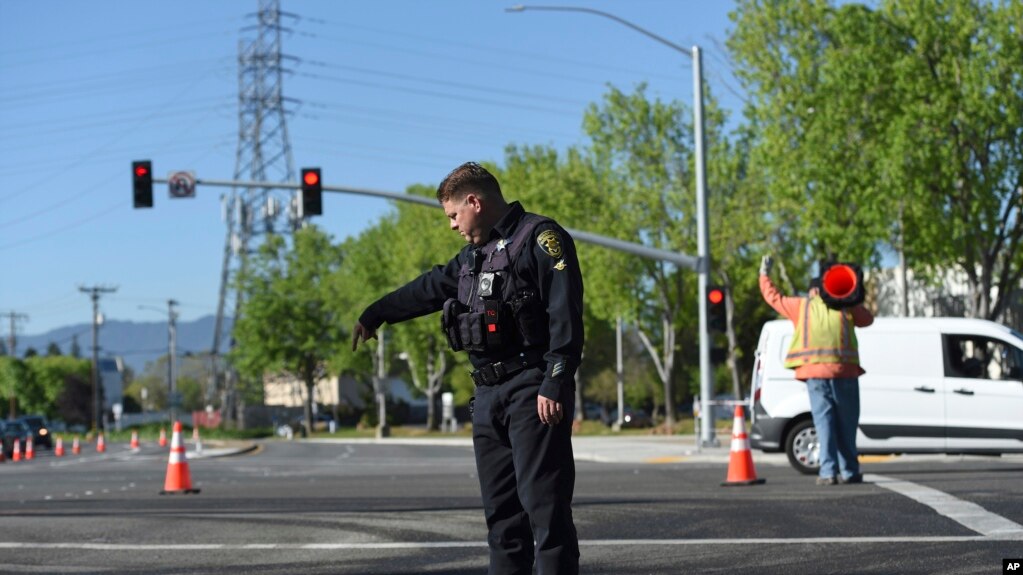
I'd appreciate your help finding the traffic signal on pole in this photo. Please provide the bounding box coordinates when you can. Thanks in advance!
[132,160,153,208]
[301,167,322,216]
[707,285,727,333]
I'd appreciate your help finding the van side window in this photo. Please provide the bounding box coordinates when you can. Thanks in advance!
[944,334,1023,381]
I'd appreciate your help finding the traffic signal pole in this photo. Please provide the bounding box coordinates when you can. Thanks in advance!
[149,176,701,269]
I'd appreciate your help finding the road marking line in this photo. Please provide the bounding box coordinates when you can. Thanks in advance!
[0,534,1018,552]
[644,456,688,464]
[867,473,1023,538]
[857,455,896,463]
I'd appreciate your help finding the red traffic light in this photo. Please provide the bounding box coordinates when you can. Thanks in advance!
[303,170,320,186]
[134,164,149,178]
[708,288,724,304]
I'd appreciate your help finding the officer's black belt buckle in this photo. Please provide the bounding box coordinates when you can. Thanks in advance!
[470,351,545,387]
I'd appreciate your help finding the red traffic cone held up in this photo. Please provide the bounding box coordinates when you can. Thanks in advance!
[819,262,864,309]
[721,405,766,486]
[160,421,200,495]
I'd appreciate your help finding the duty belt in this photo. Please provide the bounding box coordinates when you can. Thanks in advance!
[470,350,546,387]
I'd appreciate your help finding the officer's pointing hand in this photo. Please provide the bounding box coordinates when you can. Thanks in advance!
[537,394,563,426]
[351,322,375,351]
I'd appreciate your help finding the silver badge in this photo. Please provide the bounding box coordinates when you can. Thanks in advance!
[496,239,508,252]
[478,272,495,297]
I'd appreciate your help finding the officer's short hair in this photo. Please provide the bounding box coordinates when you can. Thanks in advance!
[437,162,503,204]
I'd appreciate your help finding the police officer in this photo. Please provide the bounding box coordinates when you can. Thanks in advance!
[352,162,583,574]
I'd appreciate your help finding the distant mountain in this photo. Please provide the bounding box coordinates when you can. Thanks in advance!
[18,315,232,374]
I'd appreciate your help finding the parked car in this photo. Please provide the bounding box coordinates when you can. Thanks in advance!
[750,318,1023,474]
[16,414,53,449]
[1,420,32,458]
[293,413,336,433]
[608,406,653,428]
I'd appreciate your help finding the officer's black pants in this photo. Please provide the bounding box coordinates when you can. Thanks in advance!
[471,367,579,575]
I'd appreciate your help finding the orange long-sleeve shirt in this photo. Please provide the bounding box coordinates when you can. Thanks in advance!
[759,275,874,381]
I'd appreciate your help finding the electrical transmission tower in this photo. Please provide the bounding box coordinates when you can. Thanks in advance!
[212,0,300,426]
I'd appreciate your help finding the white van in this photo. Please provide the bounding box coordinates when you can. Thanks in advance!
[749,317,1023,473]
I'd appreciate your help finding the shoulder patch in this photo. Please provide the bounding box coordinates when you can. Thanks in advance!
[536,230,563,258]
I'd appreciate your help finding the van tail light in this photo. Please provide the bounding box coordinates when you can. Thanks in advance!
[752,356,763,404]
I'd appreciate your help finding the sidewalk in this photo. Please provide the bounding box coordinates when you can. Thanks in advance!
[304,434,790,466]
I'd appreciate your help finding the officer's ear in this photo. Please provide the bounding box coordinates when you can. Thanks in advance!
[464,193,483,212]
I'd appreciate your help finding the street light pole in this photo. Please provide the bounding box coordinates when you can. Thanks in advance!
[507,4,717,446]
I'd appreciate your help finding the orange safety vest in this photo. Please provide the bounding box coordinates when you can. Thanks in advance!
[784,296,859,368]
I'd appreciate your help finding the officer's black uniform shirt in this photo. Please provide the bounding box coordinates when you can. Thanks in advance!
[358,201,584,401]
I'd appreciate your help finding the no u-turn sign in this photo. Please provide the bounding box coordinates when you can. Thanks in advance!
[168,171,197,198]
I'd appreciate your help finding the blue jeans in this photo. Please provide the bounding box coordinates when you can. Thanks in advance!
[807,378,860,480]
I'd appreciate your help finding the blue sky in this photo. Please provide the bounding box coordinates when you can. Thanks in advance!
[1,0,742,340]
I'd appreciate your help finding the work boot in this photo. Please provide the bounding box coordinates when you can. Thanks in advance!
[815,476,837,486]
[839,473,863,484]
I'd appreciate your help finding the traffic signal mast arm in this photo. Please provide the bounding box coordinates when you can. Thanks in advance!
[147,175,699,269]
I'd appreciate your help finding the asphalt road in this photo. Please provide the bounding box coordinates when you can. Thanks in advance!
[1,439,1021,574]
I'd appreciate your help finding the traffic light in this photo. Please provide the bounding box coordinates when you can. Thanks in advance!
[301,167,322,216]
[132,160,153,208]
[707,285,727,333]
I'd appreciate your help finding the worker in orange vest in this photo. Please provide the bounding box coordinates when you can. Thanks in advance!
[760,255,874,485]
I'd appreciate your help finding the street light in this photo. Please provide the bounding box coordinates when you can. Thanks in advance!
[507,4,716,446]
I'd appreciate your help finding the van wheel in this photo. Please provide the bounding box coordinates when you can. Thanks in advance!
[785,419,820,475]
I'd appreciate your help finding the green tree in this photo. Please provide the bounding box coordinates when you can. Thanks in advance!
[0,357,26,418]
[578,84,736,427]
[729,0,1023,319]
[46,342,62,357]
[232,226,346,438]
[22,356,91,418]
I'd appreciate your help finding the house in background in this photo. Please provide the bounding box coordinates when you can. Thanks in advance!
[262,372,429,424]
[869,266,1023,331]
[97,356,124,414]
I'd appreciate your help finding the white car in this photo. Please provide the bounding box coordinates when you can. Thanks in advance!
[749,317,1023,474]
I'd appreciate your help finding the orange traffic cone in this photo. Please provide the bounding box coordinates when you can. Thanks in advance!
[96,433,106,453]
[160,421,200,495]
[721,405,766,486]
[55,436,65,457]
[72,436,81,455]
[158,427,168,448]
[12,438,21,462]
[192,426,203,455]
[130,430,140,450]
[25,436,34,460]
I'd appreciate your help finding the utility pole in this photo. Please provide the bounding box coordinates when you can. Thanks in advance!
[79,285,117,433]
[2,311,29,418]
[4,311,29,357]
[374,328,390,439]
[168,299,179,424]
